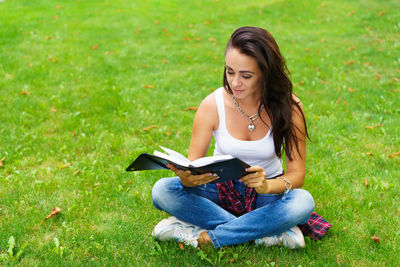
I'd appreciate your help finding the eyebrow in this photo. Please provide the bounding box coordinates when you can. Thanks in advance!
[226,65,255,74]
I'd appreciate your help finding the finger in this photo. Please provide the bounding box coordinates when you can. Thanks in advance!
[246,166,264,173]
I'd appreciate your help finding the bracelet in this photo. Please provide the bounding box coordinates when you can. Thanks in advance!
[279,176,292,194]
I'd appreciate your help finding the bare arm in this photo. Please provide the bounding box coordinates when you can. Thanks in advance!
[241,96,307,194]
[168,93,219,187]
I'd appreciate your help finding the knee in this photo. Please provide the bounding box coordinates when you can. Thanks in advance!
[152,177,181,210]
[289,189,315,222]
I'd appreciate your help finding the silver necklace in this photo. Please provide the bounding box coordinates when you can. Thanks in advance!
[232,95,264,132]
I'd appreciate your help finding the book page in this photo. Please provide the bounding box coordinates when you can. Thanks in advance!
[159,146,190,163]
[190,154,234,167]
[153,149,190,167]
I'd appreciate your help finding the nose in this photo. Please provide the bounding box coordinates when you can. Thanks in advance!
[231,75,241,88]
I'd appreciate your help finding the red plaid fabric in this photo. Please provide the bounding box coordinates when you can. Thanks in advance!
[216,181,331,240]
[216,180,256,216]
[298,211,332,240]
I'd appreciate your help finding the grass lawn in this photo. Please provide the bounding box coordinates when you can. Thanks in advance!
[0,0,399,265]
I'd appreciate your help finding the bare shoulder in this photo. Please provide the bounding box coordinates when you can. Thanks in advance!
[194,91,219,130]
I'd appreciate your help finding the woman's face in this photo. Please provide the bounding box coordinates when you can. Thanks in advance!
[225,48,262,100]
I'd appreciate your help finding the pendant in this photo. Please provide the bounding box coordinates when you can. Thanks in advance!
[248,123,255,132]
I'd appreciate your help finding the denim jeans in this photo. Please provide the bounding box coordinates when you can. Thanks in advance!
[152,176,315,248]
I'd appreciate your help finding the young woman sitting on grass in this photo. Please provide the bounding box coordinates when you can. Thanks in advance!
[151,26,331,249]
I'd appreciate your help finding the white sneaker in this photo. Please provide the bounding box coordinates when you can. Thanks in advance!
[256,226,305,249]
[152,216,203,248]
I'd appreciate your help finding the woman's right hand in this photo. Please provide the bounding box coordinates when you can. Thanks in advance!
[166,163,219,187]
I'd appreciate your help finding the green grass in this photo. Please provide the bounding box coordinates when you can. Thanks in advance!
[0,0,399,265]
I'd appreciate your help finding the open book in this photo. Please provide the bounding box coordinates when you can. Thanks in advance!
[126,146,250,183]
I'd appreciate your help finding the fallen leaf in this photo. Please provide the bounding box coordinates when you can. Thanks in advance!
[229,258,235,263]
[92,44,98,50]
[45,36,52,40]
[208,37,216,42]
[348,87,357,92]
[300,80,305,85]
[55,5,62,9]
[0,157,5,167]
[374,39,383,44]
[48,56,58,63]
[365,152,373,156]
[321,3,326,7]
[343,101,349,106]
[154,20,160,25]
[184,106,198,111]
[347,46,355,52]
[305,48,310,52]
[366,26,372,31]
[50,106,57,112]
[161,59,168,64]
[52,15,59,20]
[375,74,382,80]
[162,28,168,33]
[377,10,386,16]
[365,124,383,129]
[94,182,100,187]
[258,9,263,15]
[347,10,355,16]
[141,64,149,68]
[20,91,30,95]
[186,55,191,59]
[136,28,140,34]
[178,243,185,250]
[363,62,371,67]
[142,125,159,131]
[336,97,341,104]
[321,38,326,43]
[364,178,368,188]
[204,20,212,25]
[165,131,171,136]
[184,36,191,41]
[144,84,155,89]
[388,151,400,158]
[45,206,61,220]
[60,162,72,169]
[342,227,347,232]
[393,77,399,82]
[346,60,355,65]
[73,130,77,136]
[73,170,81,176]
[126,180,134,185]
[371,235,380,243]
[163,113,168,117]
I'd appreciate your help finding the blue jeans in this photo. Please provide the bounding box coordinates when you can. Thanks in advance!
[152,176,315,248]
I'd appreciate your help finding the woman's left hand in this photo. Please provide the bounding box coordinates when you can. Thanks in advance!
[240,166,270,194]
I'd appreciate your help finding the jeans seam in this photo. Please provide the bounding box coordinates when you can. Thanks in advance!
[207,230,220,249]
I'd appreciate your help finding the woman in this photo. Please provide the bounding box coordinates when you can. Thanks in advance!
[151,27,318,249]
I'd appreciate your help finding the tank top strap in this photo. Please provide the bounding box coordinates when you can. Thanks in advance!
[215,87,227,132]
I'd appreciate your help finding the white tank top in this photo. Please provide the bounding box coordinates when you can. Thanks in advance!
[213,87,283,178]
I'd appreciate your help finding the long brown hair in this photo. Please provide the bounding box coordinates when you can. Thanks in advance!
[223,26,309,160]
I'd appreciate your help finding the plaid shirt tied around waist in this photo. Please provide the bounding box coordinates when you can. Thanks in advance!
[215,180,332,241]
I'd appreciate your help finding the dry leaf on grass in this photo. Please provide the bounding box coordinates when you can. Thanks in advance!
[347,10,355,16]
[45,207,61,220]
[73,170,81,176]
[348,87,357,92]
[92,44,98,50]
[365,152,373,156]
[388,151,400,158]
[347,46,355,52]
[377,11,386,16]
[0,157,5,167]
[144,84,155,89]
[60,162,72,169]
[143,125,159,131]
[184,106,198,111]
[365,124,383,129]
[371,235,380,243]
[178,243,185,250]
[20,91,30,95]
[364,178,368,188]
[346,60,355,65]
